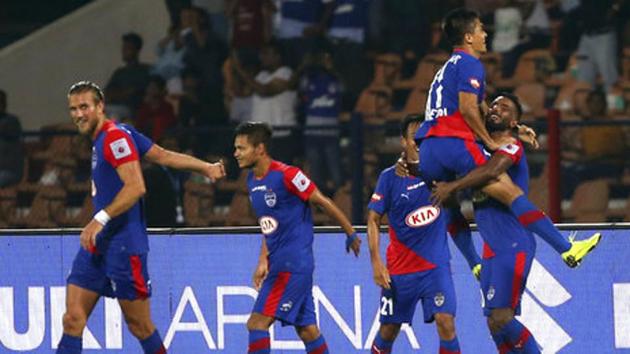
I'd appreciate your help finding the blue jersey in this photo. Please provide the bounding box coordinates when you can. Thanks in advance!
[281,0,328,23]
[474,140,536,258]
[416,49,486,142]
[92,120,153,253]
[248,161,317,273]
[300,70,341,136]
[368,166,450,275]
[330,0,369,29]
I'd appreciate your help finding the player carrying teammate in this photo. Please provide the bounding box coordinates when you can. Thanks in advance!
[412,8,600,268]
[367,115,477,354]
[233,122,361,354]
[57,81,226,354]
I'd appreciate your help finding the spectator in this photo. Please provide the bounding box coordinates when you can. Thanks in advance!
[152,25,186,90]
[226,0,275,50]
[105,32,152,113]
[231,41,298,163]
[575,0,622,92]
[0,90,24,188]
[299,47,344,192]
[491,0,522,54]
[275,0,335,68]
[136,75,178,142]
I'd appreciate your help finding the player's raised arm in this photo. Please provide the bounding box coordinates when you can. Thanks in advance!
[308,189,361,257]
[143,144,226,182]
[367,210,391,289]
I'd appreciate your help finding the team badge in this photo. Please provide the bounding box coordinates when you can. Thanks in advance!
[264,190,276,207]
[487,286,495,301]
[280,301,293,312]
[434,292,445,307]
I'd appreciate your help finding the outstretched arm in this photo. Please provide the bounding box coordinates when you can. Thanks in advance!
[144,144,226,182]
[309,188,361,256]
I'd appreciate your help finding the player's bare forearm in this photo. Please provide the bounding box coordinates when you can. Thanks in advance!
[310,189,355,236]
[145,145,225,180]
[367,211,383,263]
[460,92,497,150]
[103,161,146,218]
[452,154,513,192]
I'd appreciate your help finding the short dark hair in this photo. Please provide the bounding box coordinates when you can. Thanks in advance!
[494,92,523,120]
[122,32,143,50]
[68,81,105,103]
[400,114,424,137]
[235,122,273,150]
[442,8,480,46]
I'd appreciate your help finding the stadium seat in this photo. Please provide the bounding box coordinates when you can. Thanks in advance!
[500,49,555,88]
[354,84,393,122]
[395,51,448,89]
[553,81,592,119]
[513,82,546,120]
[565,179,610,222]
[371,53,402,87]
[183,178,216,226]
[402,87,428,116]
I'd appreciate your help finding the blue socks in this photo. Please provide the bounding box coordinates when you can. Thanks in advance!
[371,332,393,353]
[510,195,571,254]
[439,336,461,353]
[494,318,540,353]
[446,208,481,269]
[140,329,166,354]
[248,330,270,354]
[305,335,329,354]
[56,334,82,354]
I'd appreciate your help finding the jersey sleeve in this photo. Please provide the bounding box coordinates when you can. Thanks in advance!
[495,141,523,164]
[102,129,140,168]
[125,125,153,156]
[367,171,391,215]
[282,166,317,201]
[457,59,485,96]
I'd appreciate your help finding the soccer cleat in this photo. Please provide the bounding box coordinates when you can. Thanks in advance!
[561,232,602,268]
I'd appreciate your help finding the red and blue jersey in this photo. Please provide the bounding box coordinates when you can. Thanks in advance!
[368,166,450,275]
[416,49,486,142]
[92,120,153,253]
[474,141,536,258]
[248,161,317,274]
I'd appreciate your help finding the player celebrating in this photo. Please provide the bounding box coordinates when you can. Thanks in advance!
[432,94,601,353]
[412,8,599,268]
[57,81,226,354]
[367,115,478,354]
[233,122,361,354]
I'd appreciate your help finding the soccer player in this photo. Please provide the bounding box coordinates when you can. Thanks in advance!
[57,81,226,354]
[431,94,601,353]
[367,115,478,354]
[233,122,361,354]
[412,8,599,268]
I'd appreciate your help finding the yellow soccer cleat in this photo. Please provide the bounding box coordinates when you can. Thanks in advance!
[561,232,602,268]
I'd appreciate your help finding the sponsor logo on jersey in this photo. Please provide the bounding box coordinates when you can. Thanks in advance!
[434,292,445,307]
[259,216,279,235]
[292,171,311,192]
[311,95,336,109]
[371,193,383,202]
[406,182,425,191]
[109,138,132,160]
[251,185,267,192]
[404,206,440,228]
[264,190,277,207]
[469,78,481,89]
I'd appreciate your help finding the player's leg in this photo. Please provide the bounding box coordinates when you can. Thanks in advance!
[118,298,165,354]
[246,313,274,354]
[57,284,100,354]
[487,308,539,354]
[482,176,601,267]
[371,323,401,354]
[445,207,481,271]
[434,313,460,354]
[295,325,329,354]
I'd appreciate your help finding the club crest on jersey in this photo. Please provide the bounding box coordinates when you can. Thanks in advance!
[487,286,495,301]
[405,206,440,228]
[280,301,293,312]
[434,292,445,307]
[469,78,481,89]
[264,190,277,207]
[259,216,278,235]
[292,171,311,192]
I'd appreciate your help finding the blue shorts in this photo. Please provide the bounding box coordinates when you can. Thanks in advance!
[380,265,456,325]
[418,137,488,183]
[480,251,534,316]
[252,271,316,327]
[67,248,152,300]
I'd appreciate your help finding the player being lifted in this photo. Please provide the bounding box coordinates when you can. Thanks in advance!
[58,81,226,354]
[367,115,480,354]
[233,122,361,354]
[410,8,600,268]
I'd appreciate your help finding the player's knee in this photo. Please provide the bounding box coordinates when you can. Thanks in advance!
[434,313,456,340]
[379,323,401,342]
[488,308,514,333]
[493,176,524,204]
[62,310,87,334]
[246,314,272,331]
[125,316,155,340]
[295,325,320,343]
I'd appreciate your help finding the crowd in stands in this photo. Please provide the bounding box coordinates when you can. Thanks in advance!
[2,0,630,228]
